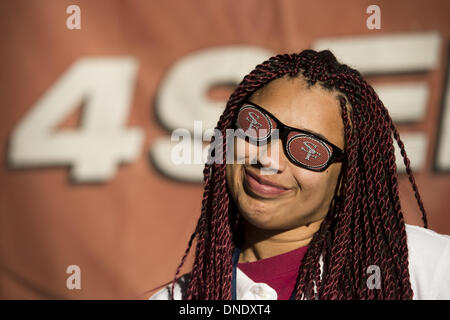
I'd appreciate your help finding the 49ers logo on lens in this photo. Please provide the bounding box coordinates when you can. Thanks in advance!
[236,105,276,141]
[286,133,332,170]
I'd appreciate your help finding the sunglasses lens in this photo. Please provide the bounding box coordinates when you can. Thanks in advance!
[286,133,332,170]
[236,105,276,141]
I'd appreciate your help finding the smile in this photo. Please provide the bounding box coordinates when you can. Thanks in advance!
[243,169,291,198]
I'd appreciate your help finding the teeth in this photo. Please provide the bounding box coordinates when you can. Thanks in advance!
[254,176,283,190]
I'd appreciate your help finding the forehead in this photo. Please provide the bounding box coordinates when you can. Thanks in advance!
[248,76,344,148]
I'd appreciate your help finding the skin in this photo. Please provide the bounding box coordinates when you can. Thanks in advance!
[225,75,346,263]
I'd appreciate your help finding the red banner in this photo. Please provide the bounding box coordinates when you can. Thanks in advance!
[0,0,449,299]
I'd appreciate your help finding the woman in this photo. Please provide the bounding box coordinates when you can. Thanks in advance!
[150,49,450,300]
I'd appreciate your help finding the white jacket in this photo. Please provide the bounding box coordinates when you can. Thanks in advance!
[150,224,450,300]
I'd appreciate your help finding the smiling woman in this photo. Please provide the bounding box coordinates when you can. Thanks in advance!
[149,49,450,300]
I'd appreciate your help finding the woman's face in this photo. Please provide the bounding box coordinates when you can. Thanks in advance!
[226,76,345,230]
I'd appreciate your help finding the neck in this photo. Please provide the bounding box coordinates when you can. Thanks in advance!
[238,219,323,263]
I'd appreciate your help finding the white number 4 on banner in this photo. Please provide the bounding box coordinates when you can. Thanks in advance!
[8,57,144,183]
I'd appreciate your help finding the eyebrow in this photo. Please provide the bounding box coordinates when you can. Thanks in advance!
[295,126,330,142]
[245,100,332,143]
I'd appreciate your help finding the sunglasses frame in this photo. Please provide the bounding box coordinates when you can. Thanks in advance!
[234,101,345,172]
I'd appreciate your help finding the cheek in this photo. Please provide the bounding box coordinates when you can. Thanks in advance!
[225,165,235,194]
[226,164,243,200]
[233,137,259,164]
[292,166,341,202]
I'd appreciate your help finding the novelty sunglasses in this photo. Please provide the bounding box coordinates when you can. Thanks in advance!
[234,101,345,172]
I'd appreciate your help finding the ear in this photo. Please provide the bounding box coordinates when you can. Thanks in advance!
[335,167,345,198]
[338,176,343,197]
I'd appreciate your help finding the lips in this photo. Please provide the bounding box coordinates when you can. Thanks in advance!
[244,169,290,197]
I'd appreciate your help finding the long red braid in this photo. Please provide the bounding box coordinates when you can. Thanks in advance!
[171,50,428,300]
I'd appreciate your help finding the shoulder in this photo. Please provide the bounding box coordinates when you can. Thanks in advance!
[404,224,450,299]
[405,223,450,241]
[148,273,190,300]
[405,224,450,258]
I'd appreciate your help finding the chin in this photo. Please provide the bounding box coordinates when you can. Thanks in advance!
[240,208,285,230]
[245,216,274,230]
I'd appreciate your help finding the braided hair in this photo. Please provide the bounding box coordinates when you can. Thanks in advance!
[171,49,428,300]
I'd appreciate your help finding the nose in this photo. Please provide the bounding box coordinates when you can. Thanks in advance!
[253,139,288,175]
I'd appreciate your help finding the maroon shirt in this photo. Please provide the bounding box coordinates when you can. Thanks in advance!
[237,245,309,300]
